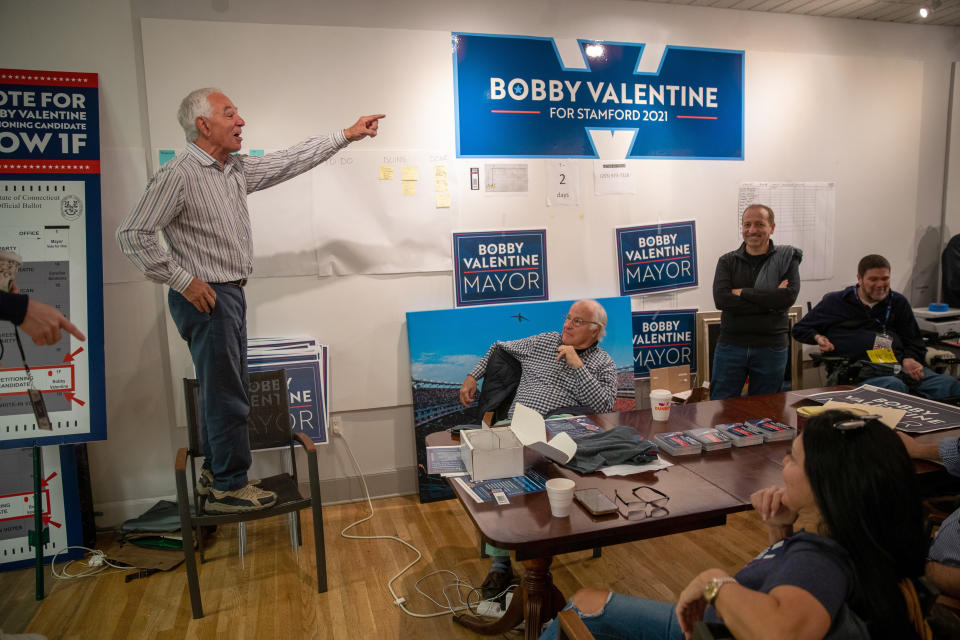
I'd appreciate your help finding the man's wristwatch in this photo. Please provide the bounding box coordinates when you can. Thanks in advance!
[703,576,738,607]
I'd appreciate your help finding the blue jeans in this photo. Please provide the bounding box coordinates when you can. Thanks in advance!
[169,284,250,491]
[864,366,960,401]
[538,592,683,640]
[710,341,788,400]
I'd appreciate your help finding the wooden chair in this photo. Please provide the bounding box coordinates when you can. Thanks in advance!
[174,369,326,618]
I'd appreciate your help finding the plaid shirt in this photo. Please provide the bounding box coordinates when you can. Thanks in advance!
[470,331,617,418]
[929,438,960,567]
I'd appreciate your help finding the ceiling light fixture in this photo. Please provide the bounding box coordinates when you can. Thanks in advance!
[585,44,604,58]
[920,6,929,17]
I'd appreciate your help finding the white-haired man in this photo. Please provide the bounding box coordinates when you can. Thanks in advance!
[459,299,617,419]
[458,299,617,599]
[118,88,383,513]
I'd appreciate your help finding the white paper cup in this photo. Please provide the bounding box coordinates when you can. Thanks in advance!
[0,250,22,293]
[650,388,673,422]
[545,477,576,517]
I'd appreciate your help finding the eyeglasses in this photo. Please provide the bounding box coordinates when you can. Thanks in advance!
[833,414,881,432]
[564,315,600,328]
[615,485,670,520]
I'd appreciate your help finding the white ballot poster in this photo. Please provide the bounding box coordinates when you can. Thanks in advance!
[0,445,84,570]
[0,69,106,447]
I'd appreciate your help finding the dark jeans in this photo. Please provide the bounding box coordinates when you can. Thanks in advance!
[710,341,788,400]
[169,284,250,491]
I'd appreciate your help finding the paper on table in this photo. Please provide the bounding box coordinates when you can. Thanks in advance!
[822,400,906,429]
[601,457,673,476]
[510,403,577,464]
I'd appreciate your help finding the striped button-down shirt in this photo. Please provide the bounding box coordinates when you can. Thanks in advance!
[469,331,617,418]
[117,132,348,292]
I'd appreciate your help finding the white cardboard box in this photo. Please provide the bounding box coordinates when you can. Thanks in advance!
[459,404,578,482]
[460,427,524,482]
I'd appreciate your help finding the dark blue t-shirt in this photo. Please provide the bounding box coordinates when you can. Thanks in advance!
[709,531,860,635]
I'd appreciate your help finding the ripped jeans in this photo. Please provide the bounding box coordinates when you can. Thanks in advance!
[537,592,684,640]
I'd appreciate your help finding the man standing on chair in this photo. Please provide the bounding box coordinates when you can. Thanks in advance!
[118,88,384,513]
[793,254,960,400]
[710,204,802,400]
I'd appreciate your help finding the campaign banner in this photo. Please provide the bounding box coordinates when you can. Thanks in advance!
[632,309,697,378]
[0,68,106,448]
[453,33,744,159]
[453,230,548,306]
[805,385,960,434]
[616,221,698,295]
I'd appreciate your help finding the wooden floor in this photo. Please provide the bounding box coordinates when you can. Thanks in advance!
[0,495,772,639]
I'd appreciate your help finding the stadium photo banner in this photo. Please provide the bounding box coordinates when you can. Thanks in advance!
[632,309,697,378]
[616,220,698,295]
[406,296,633,503]
[0,68,106,448]
[453,229,548,306]
[453,33,744,159]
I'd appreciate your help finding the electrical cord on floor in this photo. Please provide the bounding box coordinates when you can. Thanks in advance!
[337,432,508,619]
[50,546,136,579]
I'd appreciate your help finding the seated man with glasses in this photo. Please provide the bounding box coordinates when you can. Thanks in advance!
[459,298,617,420]
[459,299,618,601]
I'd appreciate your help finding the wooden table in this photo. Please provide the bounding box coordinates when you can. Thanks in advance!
[427,386,958,638]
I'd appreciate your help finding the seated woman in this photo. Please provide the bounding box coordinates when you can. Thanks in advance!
[539,410,930,640]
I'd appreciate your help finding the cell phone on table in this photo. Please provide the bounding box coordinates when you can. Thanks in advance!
[574,488,618,516]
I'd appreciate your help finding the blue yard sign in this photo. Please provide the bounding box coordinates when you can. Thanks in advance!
[453,230,548,306]
[632,309,698,378]
[453,33,744,159]
[616,221,698,295]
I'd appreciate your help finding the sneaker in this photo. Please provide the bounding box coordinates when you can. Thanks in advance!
[198,469,259,496]
[205,484,277,514]
[197,468,214,496]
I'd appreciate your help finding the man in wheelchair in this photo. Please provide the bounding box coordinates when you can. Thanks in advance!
[793,254,960,401]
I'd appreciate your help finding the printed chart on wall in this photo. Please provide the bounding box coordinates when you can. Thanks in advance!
[738,182,835,281]
[0,69,106,448]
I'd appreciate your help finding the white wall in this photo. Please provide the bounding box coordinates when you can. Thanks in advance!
[2,0,959,525]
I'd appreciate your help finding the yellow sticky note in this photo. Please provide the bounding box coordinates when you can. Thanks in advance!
[401,181,417,196]
[401,166,419,181]
[434,177,449,192]
[434,165,447,178]
[435,192,451,208]
[379,165,394,180]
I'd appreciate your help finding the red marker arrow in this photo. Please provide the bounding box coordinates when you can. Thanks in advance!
[63,347,84,363]
[42,514,62,528]
[41,472,58,488]
[63,393,85,406]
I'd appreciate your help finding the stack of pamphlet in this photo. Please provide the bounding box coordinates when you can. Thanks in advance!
[717,422,763,447]
[686,427,734,451]
[248,336,329,444]
[744,418,797,442]
[653,431,703,456]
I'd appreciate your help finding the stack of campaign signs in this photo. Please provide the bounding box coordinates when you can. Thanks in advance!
[248,337,329,444]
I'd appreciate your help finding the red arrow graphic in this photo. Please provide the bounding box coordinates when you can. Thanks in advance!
[42,514,62,528]
[63,393,85,406]
[63,347,84,363]
[41,472,58,488]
